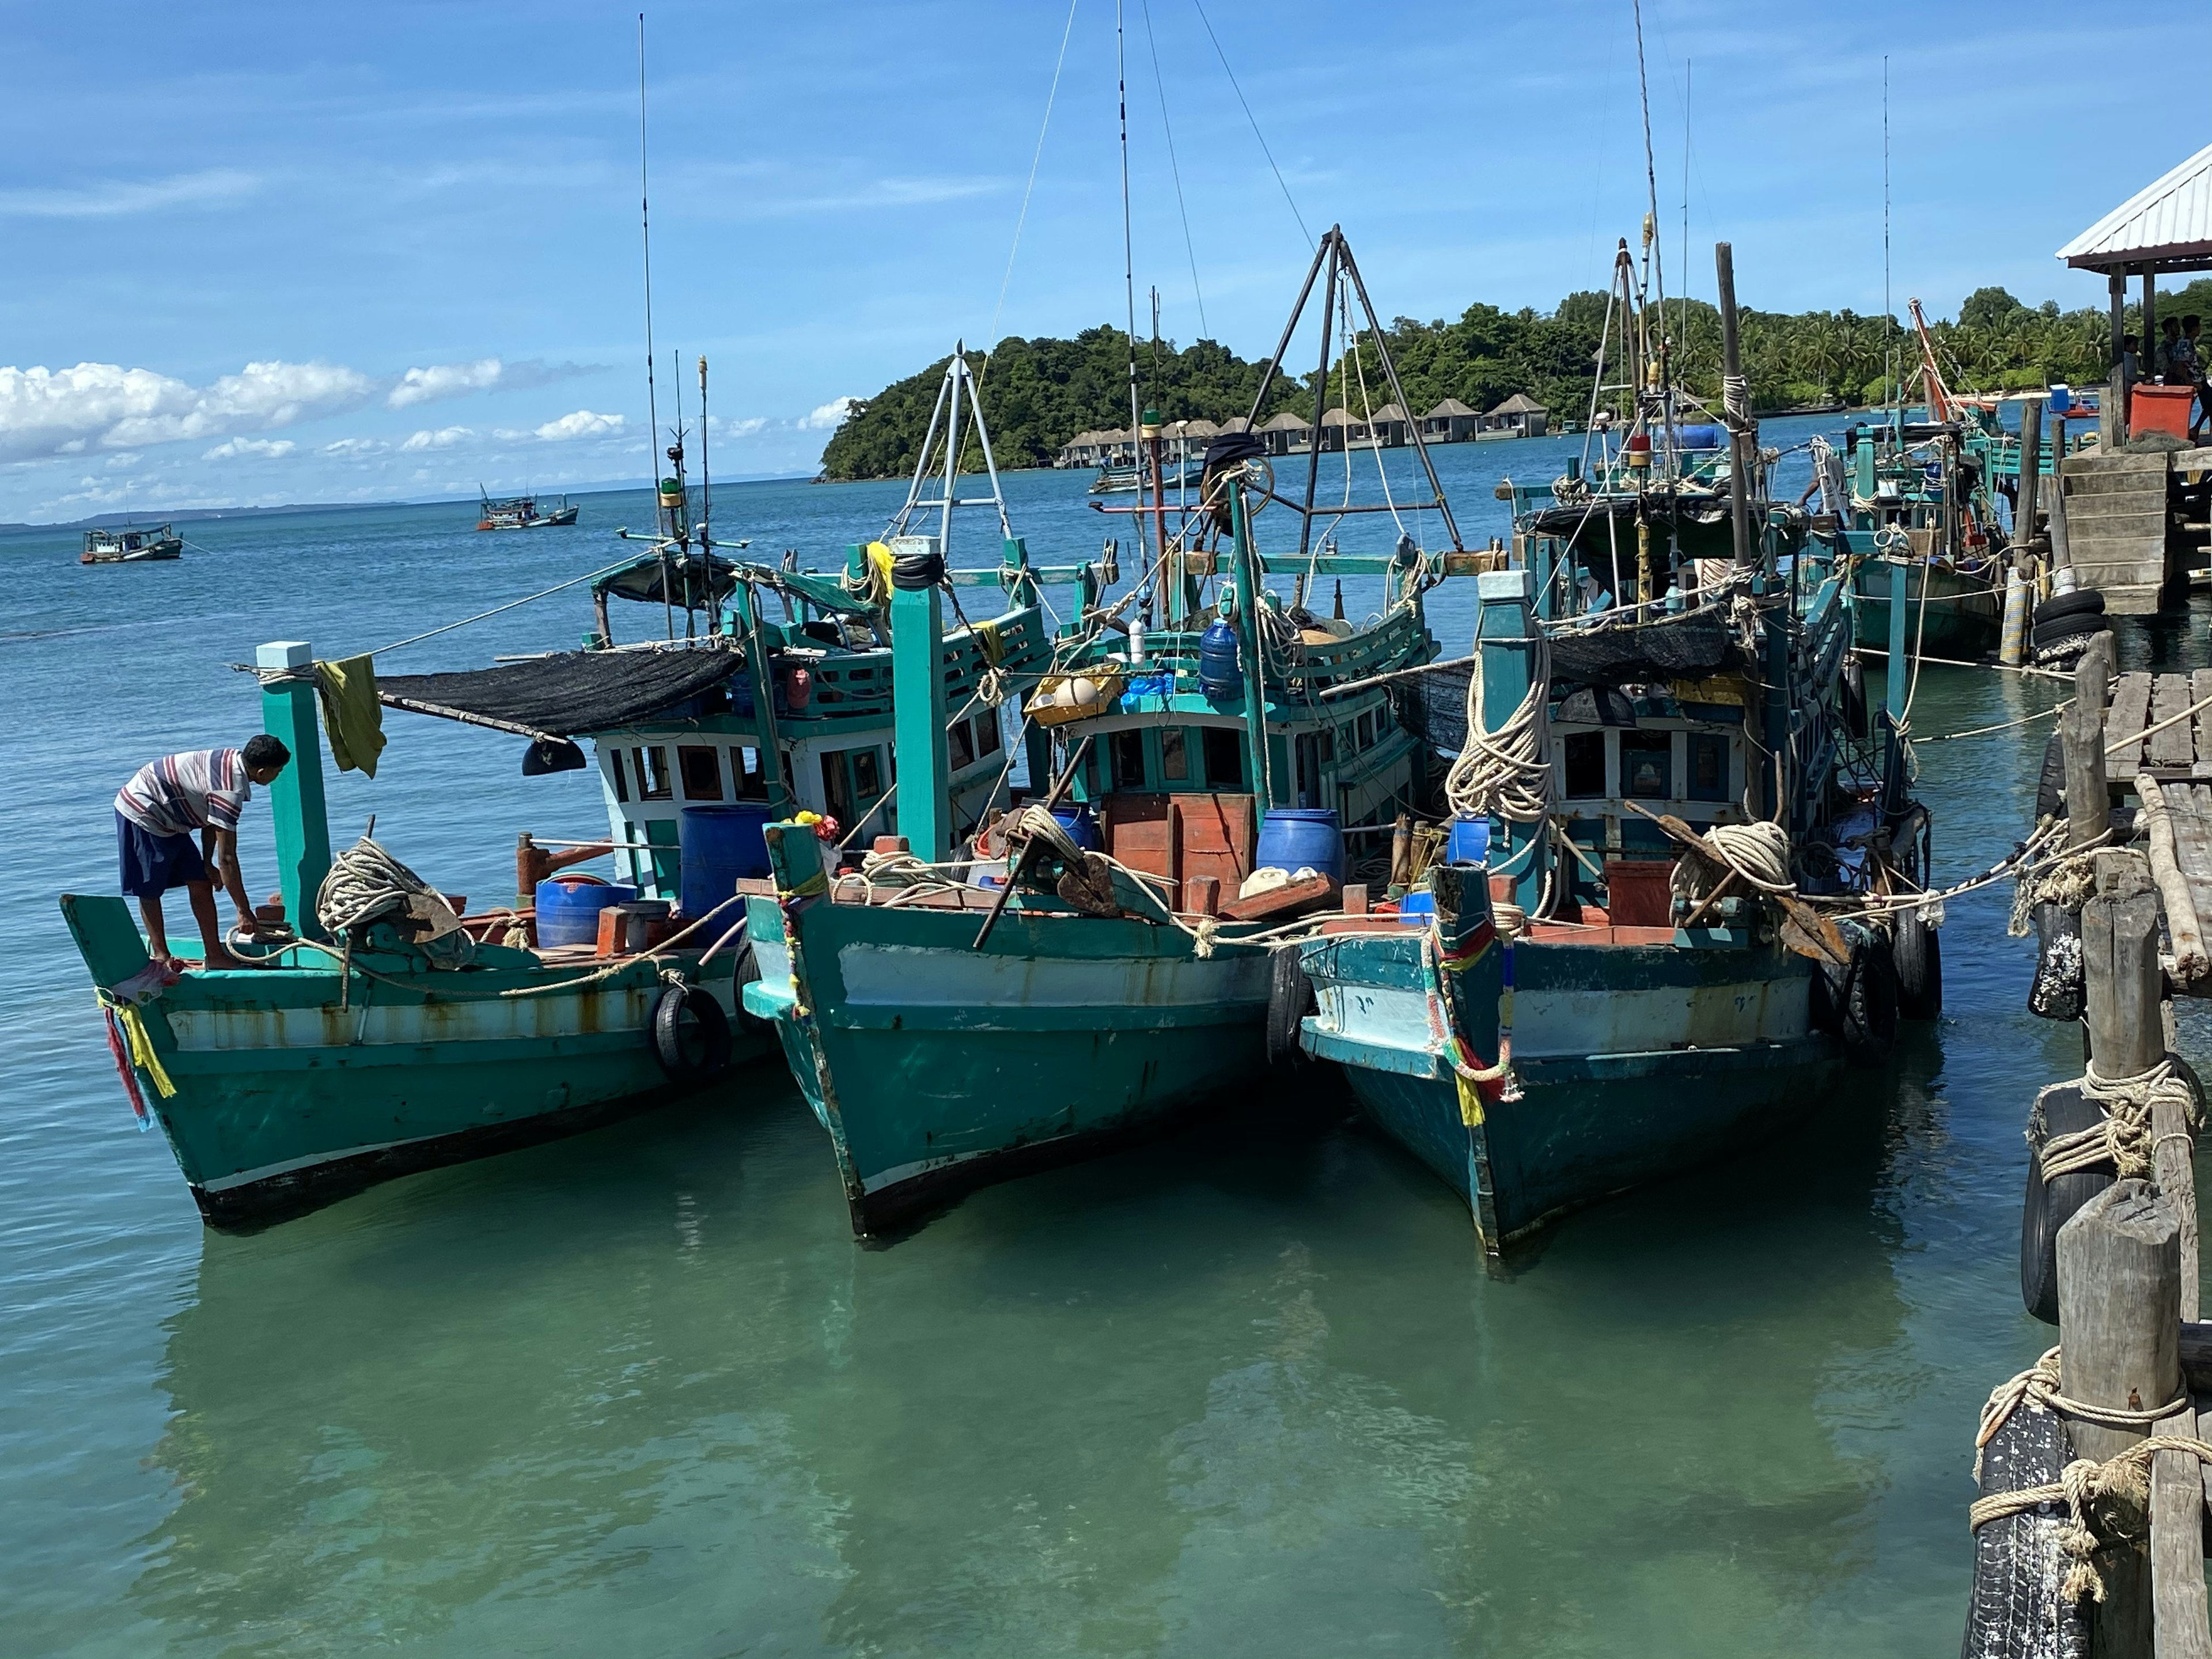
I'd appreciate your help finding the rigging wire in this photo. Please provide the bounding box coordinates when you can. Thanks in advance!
[1115,0,1150,581]
[987,0,1081,358]
[1884,56,1896,413]
[1189,0,1310,248]
[636,14,660,494]
[1139,0,1207,339]
[1630,0,1666,334]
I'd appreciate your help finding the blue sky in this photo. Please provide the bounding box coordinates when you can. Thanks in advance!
[0,0,2194,523]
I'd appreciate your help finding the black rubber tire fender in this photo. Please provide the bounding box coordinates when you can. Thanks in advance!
[2031,609,2112,648]
[651,980,733,1081]
[2021,1085,2114,1324]
[1842,654,1870,741]
[1893,908,1942,1020]
[1265,944,1317,1071]
[1815,940,1897,1069]
[730,940,768,1033]
[2033,588,2105,626]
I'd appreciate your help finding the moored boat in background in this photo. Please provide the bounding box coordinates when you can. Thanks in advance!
[81,523,183,563]
[478,490,581,530]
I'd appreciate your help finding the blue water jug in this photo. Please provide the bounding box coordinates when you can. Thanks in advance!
[1197,620,1243,700]
[679,804,774,921]
[1445,816,1490,865]
[1256,808,1344,884]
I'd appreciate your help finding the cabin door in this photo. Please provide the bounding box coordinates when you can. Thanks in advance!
[1293,733,1321,809]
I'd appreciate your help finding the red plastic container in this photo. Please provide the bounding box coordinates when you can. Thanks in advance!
[2131,382,2197,440]
[1603,859,1677,929]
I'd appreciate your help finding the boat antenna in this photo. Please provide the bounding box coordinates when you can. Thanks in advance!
[698,353,711,559]
[1883,55,1896,427]
[1116,0,1149,578]
[1630,0,1667,443]
[1679,57,1690,361]
[637,14,662,509]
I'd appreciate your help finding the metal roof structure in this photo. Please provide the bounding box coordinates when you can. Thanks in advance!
[2058,142,2212,275]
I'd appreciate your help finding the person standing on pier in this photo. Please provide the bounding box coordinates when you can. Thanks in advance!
[114,737,291,971]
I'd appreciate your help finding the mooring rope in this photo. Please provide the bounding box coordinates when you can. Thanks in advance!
[2036,1055,2207,1183]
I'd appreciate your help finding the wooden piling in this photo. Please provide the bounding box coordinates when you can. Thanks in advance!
[2018,397,2045,552]
[2061,698,2112,849]
[1715,242,1754,571]
[2078,630,2117,714]
[2082,885,2164,1083]
[2057,1178,2180,1659]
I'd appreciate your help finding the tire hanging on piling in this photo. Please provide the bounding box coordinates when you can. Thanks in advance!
[2019,1084,2114,1325]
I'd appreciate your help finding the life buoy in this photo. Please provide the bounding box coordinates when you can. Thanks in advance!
[650,980,733,1080]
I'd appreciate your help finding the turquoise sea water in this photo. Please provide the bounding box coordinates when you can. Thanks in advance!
[5,430,2204,1656]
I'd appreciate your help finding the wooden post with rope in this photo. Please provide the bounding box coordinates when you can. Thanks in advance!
[1714,241,1753,570]
[2062,696,2112,850]
[2056,1178,2181,1659]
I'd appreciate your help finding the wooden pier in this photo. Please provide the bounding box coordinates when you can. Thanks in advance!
[1971,634,2212,1657]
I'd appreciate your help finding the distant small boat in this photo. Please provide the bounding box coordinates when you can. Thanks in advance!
[1088,460,1200,495]
[81,524,182,565]
[477,491,581,531]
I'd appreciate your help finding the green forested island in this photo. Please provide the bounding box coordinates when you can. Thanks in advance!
[818,278,2212,482]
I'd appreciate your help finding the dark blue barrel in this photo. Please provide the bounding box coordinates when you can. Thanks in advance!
[1446,816,1491,865]
[679,805,774,921]
[1050,805,1101,851]
[1197,620,1244,700]
[1676,423,1722,450]
[1257,808,1344,883]
[535,875,637,947]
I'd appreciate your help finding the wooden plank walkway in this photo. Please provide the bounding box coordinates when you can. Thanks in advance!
[2104,669,2212,783]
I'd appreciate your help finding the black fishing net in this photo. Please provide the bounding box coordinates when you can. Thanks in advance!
[380,644,743,738]
[1548,608,1740,685]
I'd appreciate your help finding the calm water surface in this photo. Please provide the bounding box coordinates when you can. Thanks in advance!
[6,432,2206,1656]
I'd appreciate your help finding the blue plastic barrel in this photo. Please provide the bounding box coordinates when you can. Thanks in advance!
[2049,384,2073,415]
[1197,620,1244,700]
[535,876,637,947]
[1050,805,1101,851]
[1399,889,1436,919]
[1257,808,1344,883]
[679,804,774,921]
[1446,816,1491,865]
[1676,423,1722,450]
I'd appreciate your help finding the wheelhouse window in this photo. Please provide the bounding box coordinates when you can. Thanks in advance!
[820,751,854,825]
[852,747,883,802]
[949,720,976,770]
[1201,726,1244,790]
[1562,732,1607,798]
[678,745,722,800]
[635,746,672,801]
[1160,727,1189,782]
[731,745,769,802]
[1111,729,1146,790]
[976,712,1003,757]
[609,748,629,802]
[1687,733,1730,802]
[1620,732,1673,800]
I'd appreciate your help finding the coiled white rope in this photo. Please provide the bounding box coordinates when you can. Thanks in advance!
[1699,821,1796,895]
[316,837,475,968]
[1444,629,1553,825]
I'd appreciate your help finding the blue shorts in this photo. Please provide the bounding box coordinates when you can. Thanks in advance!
[116,810,207,898]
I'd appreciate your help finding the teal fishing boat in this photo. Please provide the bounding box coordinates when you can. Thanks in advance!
[60,639,763,1226]
[744,235,1490,1235]
[1297,238,1937,1260]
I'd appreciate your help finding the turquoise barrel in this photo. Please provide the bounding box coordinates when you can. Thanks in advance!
[1257,808,1344,883]
[679,805,774,921]
[535,875,637,947]
[1197,620,1244,700]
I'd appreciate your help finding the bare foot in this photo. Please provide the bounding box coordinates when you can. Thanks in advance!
[199,948,246,972]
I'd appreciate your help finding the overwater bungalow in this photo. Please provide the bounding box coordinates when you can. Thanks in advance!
[1479,392,1550,440]
[1421,397,1480,444]
[1319,407,1366,452]
[1259,410,1311,456]
[1365,403,1411,447]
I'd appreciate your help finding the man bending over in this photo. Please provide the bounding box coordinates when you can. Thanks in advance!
[115,736,291,970]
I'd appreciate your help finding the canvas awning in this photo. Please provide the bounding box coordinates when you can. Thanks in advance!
[380,643,745,740]
[2058,142,2212,275]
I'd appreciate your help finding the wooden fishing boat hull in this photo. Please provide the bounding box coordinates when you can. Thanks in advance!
[1298,925,1839,1251]
[743,893,1271,1234]
[1851,558,2002,656]
[80,540,181,563]
[62,893,759,1226]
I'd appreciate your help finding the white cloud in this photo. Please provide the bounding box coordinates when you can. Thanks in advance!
[321,436,388,456]
[202,437,297,460]
[798,396,857,431]
[532,409,625,442]
[400,426,473,451]
[87,359,374,452]
[0,169,260,219]
[710,415,768,440]
[388,357,504,408]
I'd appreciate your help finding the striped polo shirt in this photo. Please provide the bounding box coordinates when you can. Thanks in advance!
[115,749,251,839]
